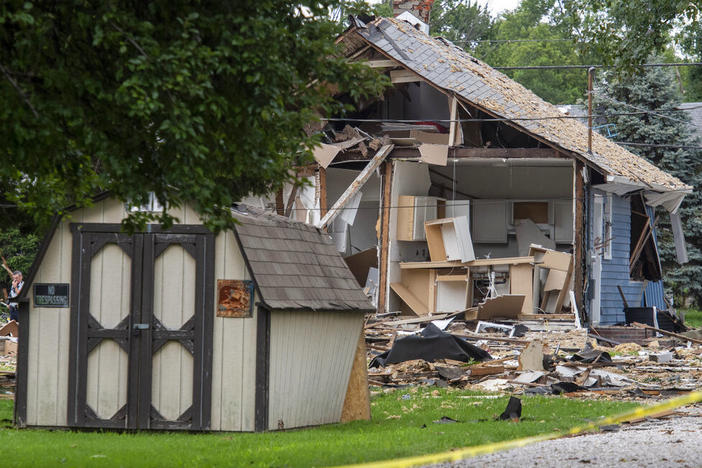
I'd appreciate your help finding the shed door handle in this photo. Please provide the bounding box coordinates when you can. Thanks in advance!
[132,323,149,336]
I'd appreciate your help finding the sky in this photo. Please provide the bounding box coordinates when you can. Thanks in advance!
[482,0,522,16]
[367,0,523,18]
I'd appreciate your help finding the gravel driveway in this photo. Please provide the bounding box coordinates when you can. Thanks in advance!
[432,408,702,468]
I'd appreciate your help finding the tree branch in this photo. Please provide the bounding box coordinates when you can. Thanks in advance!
[0,62,39,118]
[111,22,150,58]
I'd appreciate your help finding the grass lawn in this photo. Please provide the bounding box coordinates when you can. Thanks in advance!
[683,308,702,328]
[1,388,638,467]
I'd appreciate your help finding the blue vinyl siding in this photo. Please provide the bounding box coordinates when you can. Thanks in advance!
[642,205,667,309]
[593,192,666,324]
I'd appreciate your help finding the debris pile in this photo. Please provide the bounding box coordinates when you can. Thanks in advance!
[0,319,17,398]
[366,314,702,400]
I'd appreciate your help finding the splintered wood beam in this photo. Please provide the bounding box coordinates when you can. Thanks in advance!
[316,145,394,230]
[377,161,393,314]
[318,167,328,219]
[390,69,424,83]
[363,59,398,68]
[448,96,459,147]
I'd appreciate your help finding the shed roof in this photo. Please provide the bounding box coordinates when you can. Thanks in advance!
[232,205,374,312]
[343,17,690,192]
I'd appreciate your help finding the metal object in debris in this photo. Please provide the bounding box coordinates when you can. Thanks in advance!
[216,279,254,318]
[475,320,515,337]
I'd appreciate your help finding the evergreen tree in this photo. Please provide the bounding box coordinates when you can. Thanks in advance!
[593,64,702,305]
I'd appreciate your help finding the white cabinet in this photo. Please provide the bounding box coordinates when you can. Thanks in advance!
[445,200,470,230]
[396,195,443,241]
[471,199,508,243]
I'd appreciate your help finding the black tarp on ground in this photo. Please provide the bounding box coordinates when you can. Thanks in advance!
[570,342,612,363]
[369,323,491,367]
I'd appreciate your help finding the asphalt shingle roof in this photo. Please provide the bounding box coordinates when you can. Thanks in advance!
[232,205,374,312]
[346,17,690,192]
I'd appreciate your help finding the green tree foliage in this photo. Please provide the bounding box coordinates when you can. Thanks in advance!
[0,227,39,290]
[430,0,494,46]
[0,1,388,231]
[593,64,702,304]
[563,0,700,70]
[331,0,392,23]
[476,0,587,104]
[431,0,592,104]
[679,22,702,101]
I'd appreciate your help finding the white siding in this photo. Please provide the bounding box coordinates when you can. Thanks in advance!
[26,198,128,426]
[209,230,257,432]
[86,244,131,420]
[151,244,196,421]
[268,310,363,430]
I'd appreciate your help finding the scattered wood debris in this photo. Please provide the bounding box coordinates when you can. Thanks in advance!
[366,313,702,401]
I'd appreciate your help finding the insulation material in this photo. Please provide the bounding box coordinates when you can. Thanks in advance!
[339,190,363,226]
[298,177,316,210]
[331,218,349,253]
[670,212,689,264]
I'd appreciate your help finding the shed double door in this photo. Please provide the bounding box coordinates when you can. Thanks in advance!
[68,225,214,430]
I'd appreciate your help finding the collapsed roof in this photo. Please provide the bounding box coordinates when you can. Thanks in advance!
[339,17,691,209]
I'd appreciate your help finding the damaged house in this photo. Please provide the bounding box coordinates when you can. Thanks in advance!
[272,13,691,328]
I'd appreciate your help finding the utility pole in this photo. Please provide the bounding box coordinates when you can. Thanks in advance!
[587,67,595,153]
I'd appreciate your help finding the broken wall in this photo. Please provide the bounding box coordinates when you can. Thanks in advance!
[589,189,667,324]
[327,168,381,256]
[387,161,432,313]
[430,161,573,259]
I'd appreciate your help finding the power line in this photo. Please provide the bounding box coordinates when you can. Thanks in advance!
[452,38,573,44]
[592,92,691,125]
[494,62,702,71]
[615,142,702,150]
[323,107,696,123]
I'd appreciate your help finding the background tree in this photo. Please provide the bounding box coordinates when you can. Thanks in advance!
[563,0,700,69]
[476,0,589,104]
[430,0,494,47]
[432,0,594,104]
[593,63,702,305]
[0,1,387,232]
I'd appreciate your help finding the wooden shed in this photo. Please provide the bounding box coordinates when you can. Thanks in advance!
[14,196,373,431]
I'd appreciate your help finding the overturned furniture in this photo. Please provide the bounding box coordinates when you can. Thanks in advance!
[14,197,373,431]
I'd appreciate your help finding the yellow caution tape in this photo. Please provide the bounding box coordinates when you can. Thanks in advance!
[339,390,702,468]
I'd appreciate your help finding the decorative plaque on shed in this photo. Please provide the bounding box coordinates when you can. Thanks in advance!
[33,283,70,308]
[216,279,254,318]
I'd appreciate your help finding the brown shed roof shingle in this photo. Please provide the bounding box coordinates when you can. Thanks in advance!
[232,205,374,312]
